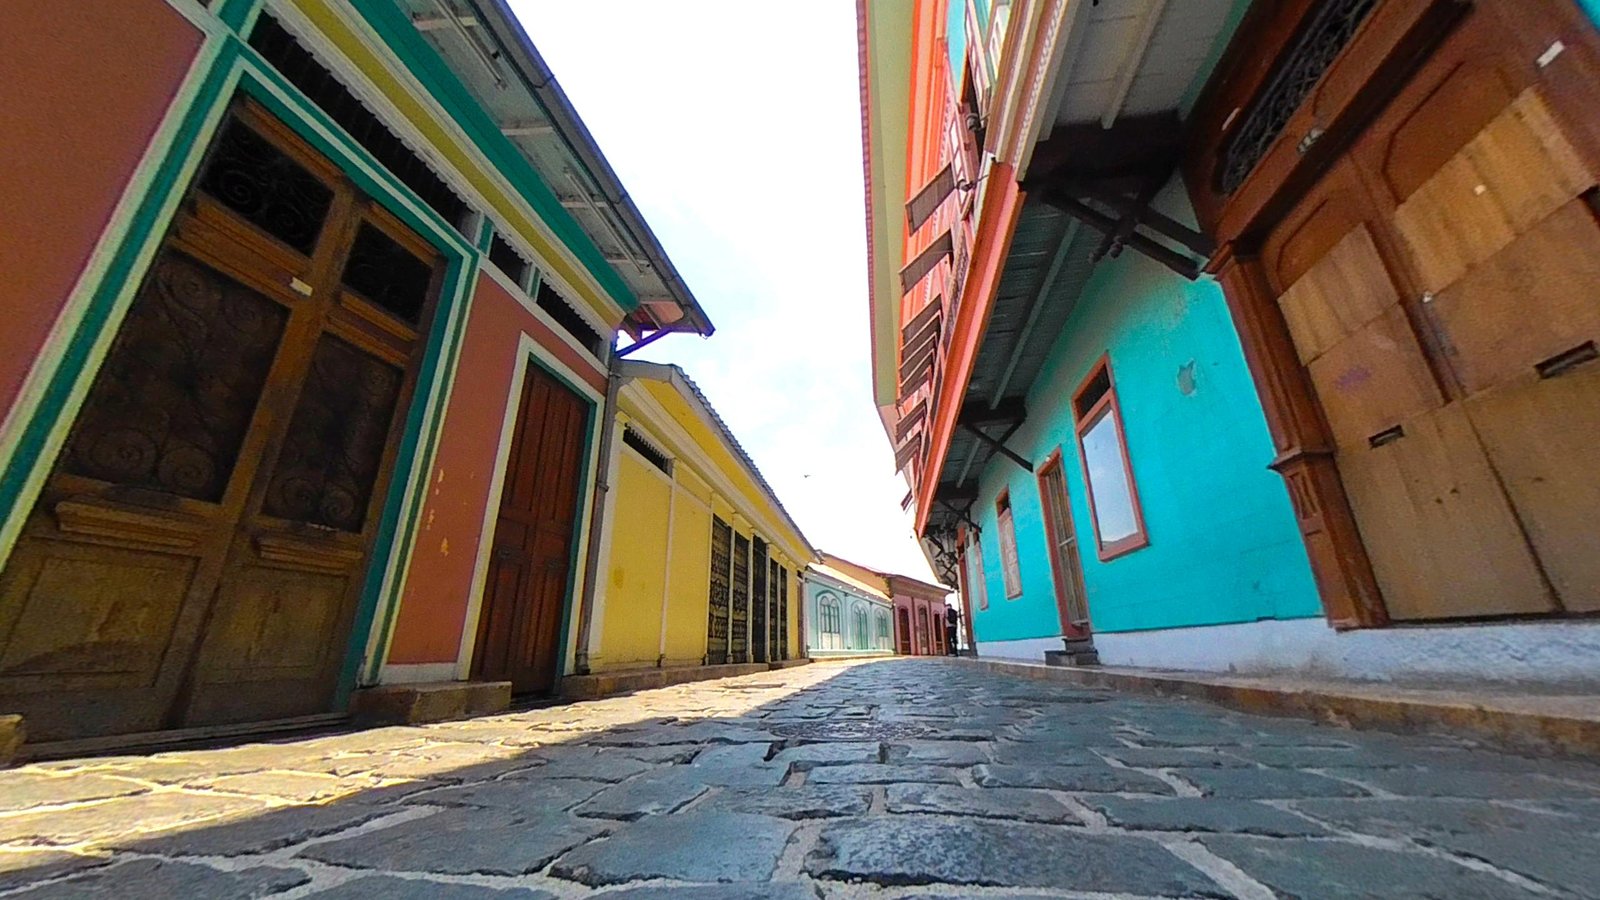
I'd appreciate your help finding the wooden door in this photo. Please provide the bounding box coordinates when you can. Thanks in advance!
[916,607,931,655]
[1260,1,1600,620]
[896,608,912,655]
[0,101,441,740]
[1037,454,1091,639]
[767,559,781,660]
[471,365,589,694]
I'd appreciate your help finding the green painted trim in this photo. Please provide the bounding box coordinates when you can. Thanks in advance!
[345,0,640,313]
[216,0,263,33]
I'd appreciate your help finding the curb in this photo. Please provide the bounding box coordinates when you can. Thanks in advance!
[964,658,1600,759]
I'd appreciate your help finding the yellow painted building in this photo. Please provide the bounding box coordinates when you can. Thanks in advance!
[583,361,813,673]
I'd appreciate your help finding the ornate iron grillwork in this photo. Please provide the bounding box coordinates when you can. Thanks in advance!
[777,565,789,659]
[730,533,750,661]
[199,119,333,255]
[768,559,781,660]
[1218,0,1378,194]
[62,251,288,502]
[341,223,432,324]
[706,516,732,664]
[750,538,769,663]
[263,335,401,531]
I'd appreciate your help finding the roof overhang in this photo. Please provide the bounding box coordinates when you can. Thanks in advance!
[396,0,713,339]
[858,0,917,409]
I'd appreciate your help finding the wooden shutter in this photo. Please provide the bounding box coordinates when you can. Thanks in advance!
[906,161,955,231]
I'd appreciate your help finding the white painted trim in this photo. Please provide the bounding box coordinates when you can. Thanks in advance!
[976,635,1063,661]
[1091,618,1600,687]
[378,661,458,685]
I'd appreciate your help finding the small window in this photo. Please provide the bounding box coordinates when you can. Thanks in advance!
[995,490,1022,598]
[1073,356,1148,559]
[488,232,530,287]
[536,279,606,358]
[622,426,671,475]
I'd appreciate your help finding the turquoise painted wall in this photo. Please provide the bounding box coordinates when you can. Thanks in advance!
[1582,0,1600,27]
[969,181,1320,644]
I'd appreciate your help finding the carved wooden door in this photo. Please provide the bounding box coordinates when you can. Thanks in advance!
[1261,0,1600,620]
[750,537,768,663]
[729,533,750,662]
[0,101,442,740]
[470,364,588,695]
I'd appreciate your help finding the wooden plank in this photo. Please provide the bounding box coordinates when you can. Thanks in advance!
[1277,225,1399,363]
[1431,199,1600,395]
[1466,365,1600,612]
[1308,306,1442,450]
[1335,403,1555,621]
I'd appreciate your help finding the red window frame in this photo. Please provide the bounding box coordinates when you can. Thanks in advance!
[1071,355,1149,561]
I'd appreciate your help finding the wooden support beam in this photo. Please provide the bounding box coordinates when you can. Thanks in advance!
[961,423,1032,473]
[1042,191,1201,280]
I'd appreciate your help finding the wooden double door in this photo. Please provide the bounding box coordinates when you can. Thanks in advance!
[469,364,588,695]
[1263,0,1600,621]
[0,101,442,741]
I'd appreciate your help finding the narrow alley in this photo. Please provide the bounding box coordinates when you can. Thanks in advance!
[3,659,1598,898]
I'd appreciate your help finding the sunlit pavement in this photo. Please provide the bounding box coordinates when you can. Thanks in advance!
[2,659,1599,898]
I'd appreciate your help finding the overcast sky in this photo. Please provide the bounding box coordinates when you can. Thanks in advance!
[508,1,936,580]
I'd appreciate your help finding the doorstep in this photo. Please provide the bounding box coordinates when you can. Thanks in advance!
[350,680,512,726]
[966,658,1600,758]
[558,663,769,700]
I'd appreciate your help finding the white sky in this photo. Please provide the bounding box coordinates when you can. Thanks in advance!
[508,1,937,580]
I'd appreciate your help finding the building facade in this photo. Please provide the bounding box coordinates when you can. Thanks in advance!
[803,558,895,658]
[0,0,717,747]
[862,0,1600,684]
[586,362,810,672]
[885,572,955,657]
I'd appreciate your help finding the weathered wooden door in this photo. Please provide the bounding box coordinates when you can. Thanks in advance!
[0,101,441,740]
[470,364,589,695]
[1037,454,1091,639]
[896,608,912,655]
[1261,1,1600,620]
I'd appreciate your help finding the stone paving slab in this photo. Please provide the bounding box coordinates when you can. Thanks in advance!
[5,658,1600,898]
[806,817,1225,895]
[1199,835,1536,899]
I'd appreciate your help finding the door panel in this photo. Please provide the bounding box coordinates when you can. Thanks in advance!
[1429,199,1600,395]
[470,365,588,694]
[1337,405,1554,620]
[1037,457,1090,639]
[1306,305,1443,448]
[0,100,442,740]
[706,517,731,664]
[1467,365,1600,612]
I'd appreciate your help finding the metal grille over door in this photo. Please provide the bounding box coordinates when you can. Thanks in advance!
[706,517,731,664]
[729,533,750,662]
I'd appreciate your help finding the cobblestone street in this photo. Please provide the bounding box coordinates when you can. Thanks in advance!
[3,659,1600,898]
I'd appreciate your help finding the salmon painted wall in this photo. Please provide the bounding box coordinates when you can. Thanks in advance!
[385,273,604,664]
[0,0,202,426]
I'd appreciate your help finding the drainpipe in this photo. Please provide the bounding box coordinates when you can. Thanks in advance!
[574,365,623,675]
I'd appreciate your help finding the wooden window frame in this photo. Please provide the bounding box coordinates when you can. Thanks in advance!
[994,489,1023,598]
[1071,355,1149,561]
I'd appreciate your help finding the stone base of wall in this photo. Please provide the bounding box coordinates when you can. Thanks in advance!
[769,658,814,670]
[0,715,23,767]
[350,680,512,726]
[559,663,769,700]
[982,618,1600,689]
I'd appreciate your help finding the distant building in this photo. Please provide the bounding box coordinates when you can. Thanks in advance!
[802,558,895,658]
[804,553,952,658]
